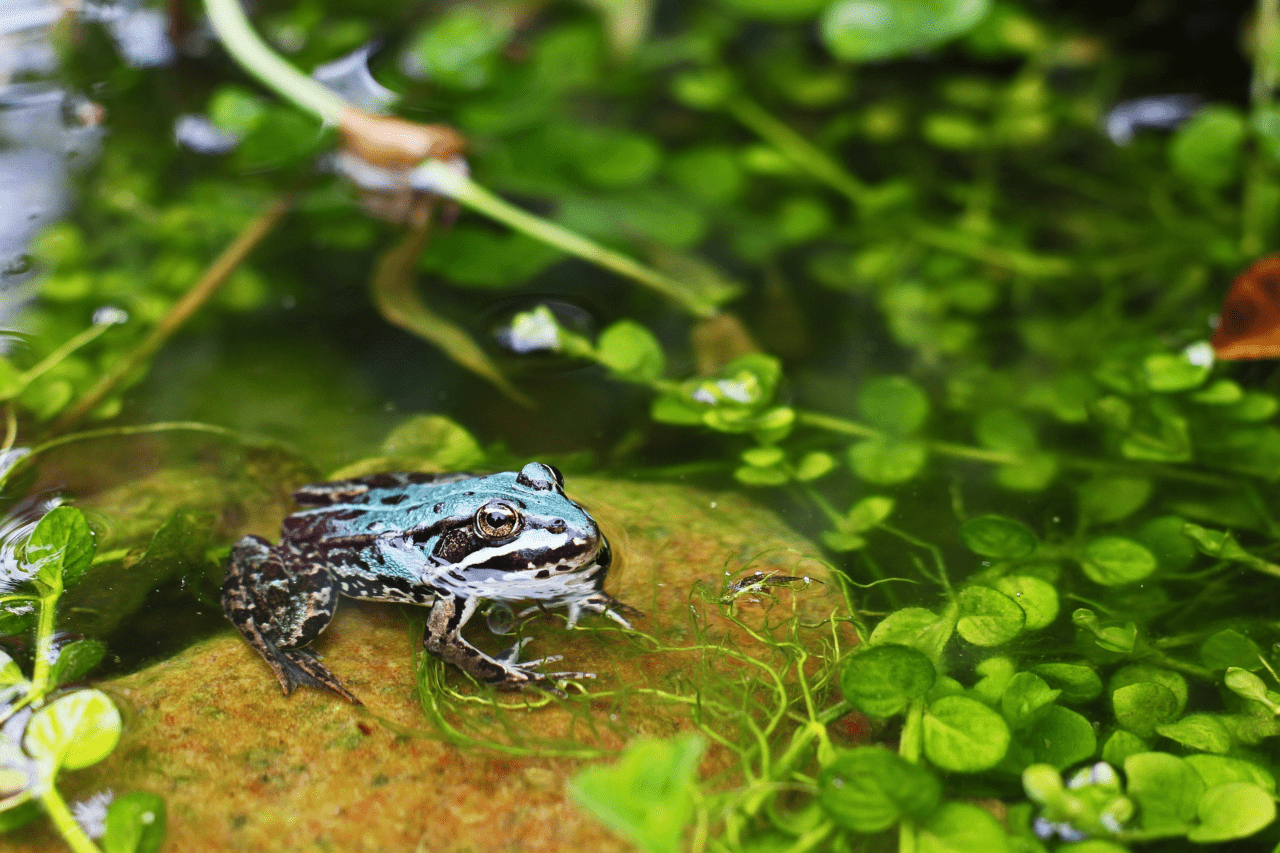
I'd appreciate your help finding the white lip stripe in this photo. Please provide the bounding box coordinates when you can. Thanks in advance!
[453,529,575,569]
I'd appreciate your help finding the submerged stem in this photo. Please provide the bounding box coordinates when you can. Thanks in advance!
[204,0,345,121]
[413,162,719,317]
[53,196,291,432]
[38,780,102,853]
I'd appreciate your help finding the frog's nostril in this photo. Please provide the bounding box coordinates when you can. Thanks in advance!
[549,519,567,533]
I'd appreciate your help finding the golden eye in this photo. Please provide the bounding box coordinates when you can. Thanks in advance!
[475,501,521,539]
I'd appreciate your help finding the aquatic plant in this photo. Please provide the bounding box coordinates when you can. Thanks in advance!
[0,507,165,853]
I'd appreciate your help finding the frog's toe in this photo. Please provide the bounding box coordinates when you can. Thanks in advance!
[274,647,363,705]
[495,637,532,664]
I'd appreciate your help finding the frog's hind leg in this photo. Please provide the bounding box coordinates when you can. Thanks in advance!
[222,536,360,704]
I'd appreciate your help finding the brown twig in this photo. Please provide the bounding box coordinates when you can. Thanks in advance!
[53,195,292,432]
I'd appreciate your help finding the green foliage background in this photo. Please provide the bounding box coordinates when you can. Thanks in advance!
[6,0,1280,850]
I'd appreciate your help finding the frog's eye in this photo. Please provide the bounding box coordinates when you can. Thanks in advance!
[475,501,522,540]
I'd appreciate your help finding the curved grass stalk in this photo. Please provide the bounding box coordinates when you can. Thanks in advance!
[202,0,725,318]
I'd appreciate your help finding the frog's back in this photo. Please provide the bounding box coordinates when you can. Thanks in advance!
[282,471,478,544]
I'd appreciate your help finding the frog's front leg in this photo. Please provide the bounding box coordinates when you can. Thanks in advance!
[222,535,360,704]
[424,594,593,690]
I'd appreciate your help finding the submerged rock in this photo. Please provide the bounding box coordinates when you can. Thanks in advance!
[10,476,850,852]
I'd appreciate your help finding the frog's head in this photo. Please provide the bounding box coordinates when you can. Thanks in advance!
[432,462,611,601]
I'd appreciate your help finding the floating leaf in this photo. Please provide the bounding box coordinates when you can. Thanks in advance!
[1156,714,1232,754]
[24,689,122,772]
[1030,663,1102,704]
[569,734,705,853]
[1112,683,1179,738]
[1001,672,1060,731]
[1124,752,1202,834]
[923,695,1010,772]
[103,791,167,853]
[817,747,942,832]
[993,575,1058,631]
[821,0,992,62]
[1026,705,1096,770]
[597,321,665,382]
[960,515,1037,559]
[956,586,1025,646]
[50,639,105,687]
[915,801,1010,853]
[1187,782,1276,843]
[1080,537,1157,586]
[840,644,936,718]
[847,437,928,484]
[857,376,929,435]
[24,506,95,591]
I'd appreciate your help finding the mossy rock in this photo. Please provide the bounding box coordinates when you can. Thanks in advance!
[11,476,852,852]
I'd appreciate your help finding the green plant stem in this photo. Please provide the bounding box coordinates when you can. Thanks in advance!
[29,587,59,697]
[38,780,102,853]
[204,0,345,122]
[726,96,872,207]
[898,699,925,853]
[0,420,296,493]
[53,195,291,432]
[794,410,1021,465]
[16,323,114,392]
[413,161,716,317]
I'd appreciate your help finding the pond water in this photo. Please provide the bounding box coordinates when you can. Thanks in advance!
[3,2,1280,852]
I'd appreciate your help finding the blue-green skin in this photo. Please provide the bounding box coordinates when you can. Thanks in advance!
[221,463,632,703]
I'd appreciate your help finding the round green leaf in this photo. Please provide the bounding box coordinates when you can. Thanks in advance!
[596,321,665,382]
[1101,730,1148,767]
[856,376,930,434]
[1111,665,1187,716]
[993,576,1058,630]
[1169,105,1246,190]
[1080,537,1156,586]
[923,695,1011,772]
[1156,714,1232,755]
[1028,705,1097,770]
[847,437,928,484]
[103,791,167,853]
[956,586,1024,647]
[821,0,993,63]
[916,801,1010,853]
[1136,515,1197,572]
[817,747,942,832]
[380,415,485,469]
[25,506,96,589]
[1124,752,1203,832]
[24,689,122,771]
[1187,782,1276,842]
[840,645,936,718]
[1200,629,1263,672]
[869,608,953,662]
[1077,476,1151,524]
[1143,351,1210,393]
[1184,755,1276,793]
[1030,663,1102,704]
[959,515,1037,559]
[1112,683,1179,738]
[1001,672,1059,731]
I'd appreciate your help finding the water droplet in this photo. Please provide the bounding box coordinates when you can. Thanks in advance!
[485,602,514,635]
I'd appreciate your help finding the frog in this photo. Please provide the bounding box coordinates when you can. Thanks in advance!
[221,462,635,704]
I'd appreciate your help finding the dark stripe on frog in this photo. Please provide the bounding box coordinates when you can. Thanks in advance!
[469,540,600,574]
[293,471,474,507]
